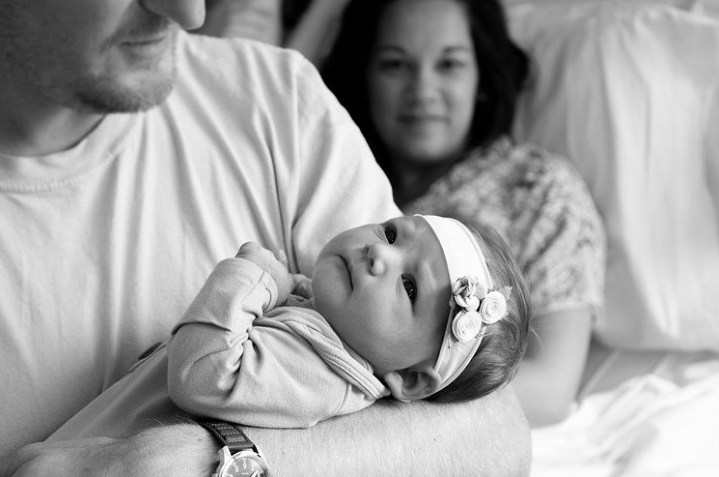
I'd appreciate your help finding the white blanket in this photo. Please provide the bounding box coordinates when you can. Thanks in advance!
[532,351,719,476]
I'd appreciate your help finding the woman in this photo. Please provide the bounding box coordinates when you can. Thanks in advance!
[321,0,606,427]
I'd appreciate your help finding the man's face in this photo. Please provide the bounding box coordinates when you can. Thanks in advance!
[0,0,204,113]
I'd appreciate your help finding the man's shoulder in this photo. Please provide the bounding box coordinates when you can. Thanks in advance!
[170,32,329,122]
[176,32,313,89]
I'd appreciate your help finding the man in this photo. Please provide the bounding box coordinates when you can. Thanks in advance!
[0,0,531,475]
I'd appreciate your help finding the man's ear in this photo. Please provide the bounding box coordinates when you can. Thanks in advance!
[382,363,442,403]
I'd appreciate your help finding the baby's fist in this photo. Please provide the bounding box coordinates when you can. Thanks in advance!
[236,242,301,305]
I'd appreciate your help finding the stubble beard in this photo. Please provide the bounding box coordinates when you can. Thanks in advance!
[0,4,180,115]
[70,40,179,114]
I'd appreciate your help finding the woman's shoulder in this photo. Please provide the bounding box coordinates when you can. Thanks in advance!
[462,138,603,233]
[485,140,606,314]
[483,138,584,182]
[472,138,596,205]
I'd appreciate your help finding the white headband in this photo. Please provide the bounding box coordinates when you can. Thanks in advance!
[419,215,510,393]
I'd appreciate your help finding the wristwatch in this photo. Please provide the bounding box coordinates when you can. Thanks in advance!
[198,419,271,477]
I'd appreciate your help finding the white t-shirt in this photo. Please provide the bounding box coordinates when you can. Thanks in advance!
[0,32,398,461]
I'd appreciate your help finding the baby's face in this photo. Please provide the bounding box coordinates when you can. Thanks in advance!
[312,216,450,374]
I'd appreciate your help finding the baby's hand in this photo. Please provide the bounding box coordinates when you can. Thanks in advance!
[236,242,302,305]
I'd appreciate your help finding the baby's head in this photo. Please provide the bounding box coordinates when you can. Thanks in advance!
[425,216,531,403]
[312,215,530,403]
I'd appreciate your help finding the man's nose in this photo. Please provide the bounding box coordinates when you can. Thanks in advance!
[141,0,206,30]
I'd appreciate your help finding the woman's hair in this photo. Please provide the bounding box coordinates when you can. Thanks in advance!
[321,0,531,176]
[429,221,531,402]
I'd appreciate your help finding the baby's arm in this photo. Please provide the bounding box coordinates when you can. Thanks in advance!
[167,246,300,418]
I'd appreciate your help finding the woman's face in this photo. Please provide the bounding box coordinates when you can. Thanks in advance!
[367,0,479,167]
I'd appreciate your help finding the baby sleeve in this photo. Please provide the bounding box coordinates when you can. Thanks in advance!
[166,258,277,416]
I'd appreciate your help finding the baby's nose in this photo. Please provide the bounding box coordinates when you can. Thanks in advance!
[366,243,392,276]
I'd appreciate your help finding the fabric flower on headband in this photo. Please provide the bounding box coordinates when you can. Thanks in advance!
[450,276,512,342]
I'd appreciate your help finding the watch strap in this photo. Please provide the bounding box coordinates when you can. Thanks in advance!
[198,419,257,454]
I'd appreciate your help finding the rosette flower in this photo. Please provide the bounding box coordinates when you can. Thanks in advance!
[452,276,486,312]
[478,290,508,324]
[451,310,483,342]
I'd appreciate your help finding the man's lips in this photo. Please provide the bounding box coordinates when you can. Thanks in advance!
[125,36,166,46]
[121,31,171,48]
[118,27,175,59]
[119,23,173,44]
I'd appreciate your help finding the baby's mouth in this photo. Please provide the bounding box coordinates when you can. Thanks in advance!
[343,256,354,290]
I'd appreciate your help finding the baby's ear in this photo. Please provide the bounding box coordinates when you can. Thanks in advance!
[382,363,442,403]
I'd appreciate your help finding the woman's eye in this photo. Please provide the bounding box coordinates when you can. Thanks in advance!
[403,277,416,302]
[438,58,466,73]
[377,57,406,72]
[384,225,397,244]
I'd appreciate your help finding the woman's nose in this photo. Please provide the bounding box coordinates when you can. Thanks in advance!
[408,64,439,102]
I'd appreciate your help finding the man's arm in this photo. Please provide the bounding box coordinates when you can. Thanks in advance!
[250,387,532,476]
[3,385,531,477]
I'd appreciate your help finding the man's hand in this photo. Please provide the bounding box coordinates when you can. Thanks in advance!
[3,437,119,477]
[236,242,303,304]
[2,424,216,477]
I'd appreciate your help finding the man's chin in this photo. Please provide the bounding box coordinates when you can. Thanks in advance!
[70,22,183,113]
[73,69,177,114]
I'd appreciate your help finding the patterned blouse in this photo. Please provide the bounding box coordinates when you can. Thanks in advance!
[404,137,606,318]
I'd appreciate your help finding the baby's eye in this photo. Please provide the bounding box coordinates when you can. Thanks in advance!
[403,277,416,302]
[384,225,397,244]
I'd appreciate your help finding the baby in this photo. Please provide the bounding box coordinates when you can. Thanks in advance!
[166,214,531,427]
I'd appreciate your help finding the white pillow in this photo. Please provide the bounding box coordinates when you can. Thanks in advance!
[508,0,719,351]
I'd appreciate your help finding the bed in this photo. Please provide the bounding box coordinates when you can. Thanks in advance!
[504,0,719,474]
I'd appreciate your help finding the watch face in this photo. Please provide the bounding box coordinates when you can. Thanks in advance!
[223,453,268,477]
